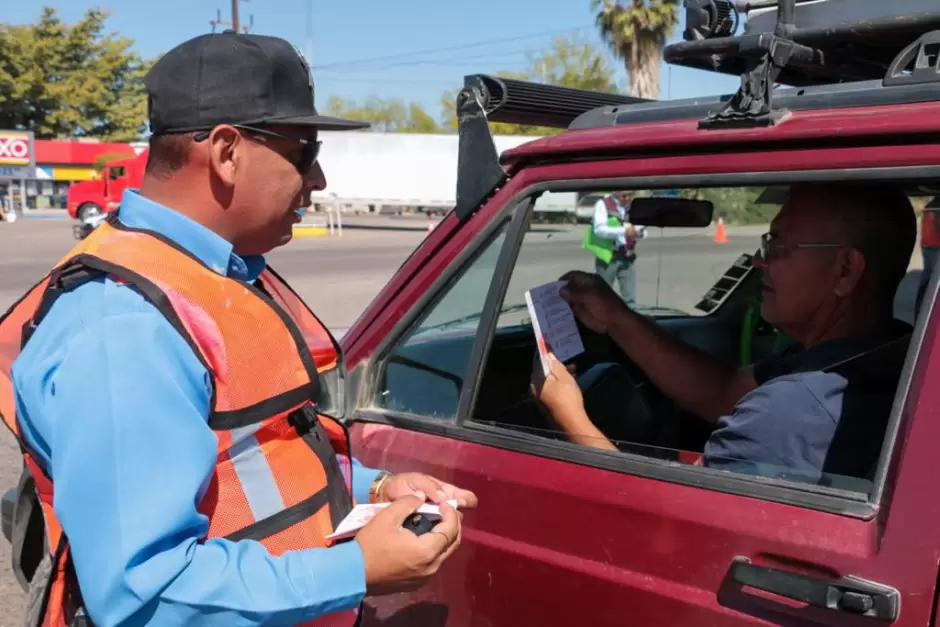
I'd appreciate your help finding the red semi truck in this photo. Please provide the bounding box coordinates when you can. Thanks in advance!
[66,150,148,222]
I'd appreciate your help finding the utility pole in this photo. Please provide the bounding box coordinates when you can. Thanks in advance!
[305,0,313,66]
[231,0,240,32]
[210,0,253,33]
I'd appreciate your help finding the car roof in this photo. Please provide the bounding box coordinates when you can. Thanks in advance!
[500,80,940,166]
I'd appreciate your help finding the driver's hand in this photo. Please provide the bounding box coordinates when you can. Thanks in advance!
[559,271,626,335]
[530,352,586,430]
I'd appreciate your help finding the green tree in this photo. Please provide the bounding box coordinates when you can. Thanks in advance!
[325,96,442,133]
[593,0,681,100]
[0,7,153,140]
[438,34,620,136]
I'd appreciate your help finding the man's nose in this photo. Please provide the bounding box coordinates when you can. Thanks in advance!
[305,161,326,192]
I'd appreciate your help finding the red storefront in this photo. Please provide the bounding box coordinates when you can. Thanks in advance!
[1,135,143,211]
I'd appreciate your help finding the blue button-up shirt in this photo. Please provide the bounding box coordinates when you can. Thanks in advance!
[12,190,383,626]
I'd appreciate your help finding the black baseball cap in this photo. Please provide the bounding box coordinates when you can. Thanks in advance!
[145,31,369,135]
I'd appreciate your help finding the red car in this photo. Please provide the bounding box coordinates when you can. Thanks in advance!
[7,2,940,624]
[338,5,940,626]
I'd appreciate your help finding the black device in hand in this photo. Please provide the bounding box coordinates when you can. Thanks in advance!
[402,512,437,536]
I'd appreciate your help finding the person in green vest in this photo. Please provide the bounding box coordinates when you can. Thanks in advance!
[582,190,647,306]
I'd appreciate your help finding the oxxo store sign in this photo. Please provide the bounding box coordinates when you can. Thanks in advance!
[0,131,37,179]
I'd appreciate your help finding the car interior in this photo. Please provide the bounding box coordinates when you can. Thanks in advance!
[377,182,933,494]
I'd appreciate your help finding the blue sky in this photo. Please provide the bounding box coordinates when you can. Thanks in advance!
[9,1,742,125]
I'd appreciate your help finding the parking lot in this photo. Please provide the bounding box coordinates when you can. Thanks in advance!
[0,216,926,624]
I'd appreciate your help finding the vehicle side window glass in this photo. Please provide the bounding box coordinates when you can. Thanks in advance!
[472,185,920,500]
[375,222,510,418]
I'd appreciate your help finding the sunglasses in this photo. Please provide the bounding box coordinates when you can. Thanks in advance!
[758,232,847,262]
[192,124,322,174]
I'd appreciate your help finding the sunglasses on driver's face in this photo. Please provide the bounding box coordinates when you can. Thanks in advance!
[192,124,322,174]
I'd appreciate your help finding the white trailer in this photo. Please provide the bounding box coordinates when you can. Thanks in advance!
[309,131,580,222]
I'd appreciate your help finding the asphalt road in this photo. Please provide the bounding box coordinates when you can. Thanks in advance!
[0,218,925,624]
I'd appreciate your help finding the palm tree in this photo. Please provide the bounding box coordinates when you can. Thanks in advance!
[592,0,681,100]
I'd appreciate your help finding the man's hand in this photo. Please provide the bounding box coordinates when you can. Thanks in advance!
[379,473,478,509]
[625,224,639,239]
[530,352,618,452]
[530,352,584,428]
[559,271,628,335]
[356,495,462,597]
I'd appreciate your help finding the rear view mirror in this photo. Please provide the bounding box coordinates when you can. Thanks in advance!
[629,197,714,228]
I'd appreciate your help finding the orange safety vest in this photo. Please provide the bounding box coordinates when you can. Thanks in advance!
[0,215,361,626]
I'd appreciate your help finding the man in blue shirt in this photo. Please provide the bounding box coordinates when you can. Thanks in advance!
[532,182,915,486]
[5,32,475,626]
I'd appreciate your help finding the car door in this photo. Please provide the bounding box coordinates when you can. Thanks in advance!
[340,155,940,627]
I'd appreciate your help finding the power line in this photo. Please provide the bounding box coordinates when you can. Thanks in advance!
[311,24,594,70]
[316,49,538,73]
[315,77,457,85]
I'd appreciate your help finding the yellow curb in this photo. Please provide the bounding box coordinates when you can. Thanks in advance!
[291,225,328,238]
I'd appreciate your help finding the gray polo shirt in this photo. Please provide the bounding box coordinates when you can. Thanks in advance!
[702,320,911,486]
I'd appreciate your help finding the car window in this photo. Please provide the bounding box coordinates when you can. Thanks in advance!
[372,182,927,505]
[473,184,924,500]
[496,189,766,328]
[373,221,510,419]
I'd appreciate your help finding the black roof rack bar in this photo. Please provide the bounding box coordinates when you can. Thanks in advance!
[568,78,940,130]
[665,32,821,72]
[669,0,940,87]
[463,74,651,130]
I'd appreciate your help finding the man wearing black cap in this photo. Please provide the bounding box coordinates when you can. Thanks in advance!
[3,32,476,626]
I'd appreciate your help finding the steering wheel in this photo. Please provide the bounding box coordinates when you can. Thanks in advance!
[576,361,658,449]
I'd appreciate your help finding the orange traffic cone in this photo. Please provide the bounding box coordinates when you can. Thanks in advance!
[713,217,728,244]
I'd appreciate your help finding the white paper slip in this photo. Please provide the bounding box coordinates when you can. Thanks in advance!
[326,499,458,541]
[525,281,585,376]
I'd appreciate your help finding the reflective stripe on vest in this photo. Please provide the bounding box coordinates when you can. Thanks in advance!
[0,215,360,626]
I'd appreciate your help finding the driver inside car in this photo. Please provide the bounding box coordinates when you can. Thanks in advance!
[531,182,916,484]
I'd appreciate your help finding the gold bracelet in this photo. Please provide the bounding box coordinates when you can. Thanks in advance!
[369,472,391,504]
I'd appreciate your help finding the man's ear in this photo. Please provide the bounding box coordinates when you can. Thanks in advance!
[207,125,241,188]
[833,247,867,297]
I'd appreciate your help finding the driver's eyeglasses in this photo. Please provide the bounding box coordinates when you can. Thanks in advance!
[193,124,321,173]
[758,232,846,261]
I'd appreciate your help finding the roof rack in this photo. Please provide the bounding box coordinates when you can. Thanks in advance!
[665,0,940,129]
[451,3,940,217]
[669,0,940,87]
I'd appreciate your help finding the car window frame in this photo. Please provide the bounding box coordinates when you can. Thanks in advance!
[359,197,533,426]
[352,164,940,520]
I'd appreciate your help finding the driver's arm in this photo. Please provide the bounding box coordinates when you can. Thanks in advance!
[606,307,757,424]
